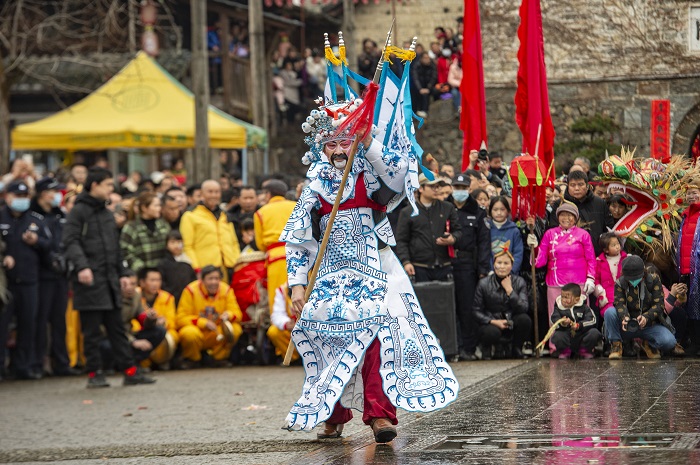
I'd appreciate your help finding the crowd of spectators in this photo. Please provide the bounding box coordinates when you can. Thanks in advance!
[356,20,464,119]
[267,17,465,127]
[0,141,694,387]
[0,156,307,386]
[395,147,689,362]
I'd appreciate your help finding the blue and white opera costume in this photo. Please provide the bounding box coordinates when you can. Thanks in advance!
[281,122,459,431]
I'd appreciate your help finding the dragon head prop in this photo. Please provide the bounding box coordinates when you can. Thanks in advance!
[598,148,699,253]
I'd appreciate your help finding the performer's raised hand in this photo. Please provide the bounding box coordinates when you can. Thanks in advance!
[291,285,306,318]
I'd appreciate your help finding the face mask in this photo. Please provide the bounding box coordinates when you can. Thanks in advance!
[10,198,30,213]
[51,192,63,208]
[452,191,470,202]
[629,277,642,287]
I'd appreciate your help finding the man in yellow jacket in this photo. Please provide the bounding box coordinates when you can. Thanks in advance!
[254,180,295,311]
[176,265,243,365]
[137,268,178,367]
[180,180,240,280]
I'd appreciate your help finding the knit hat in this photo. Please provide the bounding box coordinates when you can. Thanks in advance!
[556,201,579,221]
[621,255,645,281]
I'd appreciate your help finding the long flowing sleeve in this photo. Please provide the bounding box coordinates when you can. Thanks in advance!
[280,187,320,287]
[363,140,408,194]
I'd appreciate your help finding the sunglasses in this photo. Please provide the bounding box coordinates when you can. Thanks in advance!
[324,139,353,150]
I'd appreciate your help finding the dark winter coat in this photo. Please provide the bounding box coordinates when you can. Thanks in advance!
[411,61,437,91]
[395,199,462,268]
[451,194,490,276]
[614,273,666,328]
[0,207,50,284]
[158,254,197,306]
[551,295,597,333]
[62,193,127,311]
[473,273,529,326]
[30,199,66,281]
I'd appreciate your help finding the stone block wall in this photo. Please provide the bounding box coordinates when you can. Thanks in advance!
[347,0,700,171]
[352,0,700,83]
[418,76,700,171]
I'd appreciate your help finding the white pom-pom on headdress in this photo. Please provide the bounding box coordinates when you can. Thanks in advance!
[302,151,316,165]
[302,122,312,133]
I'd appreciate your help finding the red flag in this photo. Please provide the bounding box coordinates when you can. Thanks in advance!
[460,0,488,172]
[650,100,671,163]
[514,0,555,182]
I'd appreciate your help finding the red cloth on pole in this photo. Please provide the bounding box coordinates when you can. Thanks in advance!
[650,100,671,163]
[514,0,555,182]
[460,0,488,172]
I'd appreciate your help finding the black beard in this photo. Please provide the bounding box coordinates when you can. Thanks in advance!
[330,153,348,169]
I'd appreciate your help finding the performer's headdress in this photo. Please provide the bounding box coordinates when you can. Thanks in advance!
[301,98,365,166]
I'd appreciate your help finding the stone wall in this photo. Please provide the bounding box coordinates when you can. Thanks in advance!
[345,0,700,172]
[352,0,700,82]
[418,75,700,171]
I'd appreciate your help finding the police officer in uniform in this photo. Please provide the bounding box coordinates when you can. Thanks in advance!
[31,177,77,376]
[449,174,491,361]
[0,180,50,379]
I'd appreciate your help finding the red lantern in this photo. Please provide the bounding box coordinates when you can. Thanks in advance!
[509,154,551,220]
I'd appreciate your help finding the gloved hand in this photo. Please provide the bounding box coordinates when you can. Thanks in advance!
[583,277,595,295]
[526,234,538,248]
[599,295,609,307]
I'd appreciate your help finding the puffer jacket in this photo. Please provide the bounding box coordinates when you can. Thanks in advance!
[594,251,627,313]
[451,194,490,276]
[63,193,127,311]
[551,294,597,332]
[472,273,529,326]
[411,61,437,90]
[180,204,240,271]
[534,226,596,288]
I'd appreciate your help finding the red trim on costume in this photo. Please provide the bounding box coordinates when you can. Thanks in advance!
[317,173,386,217]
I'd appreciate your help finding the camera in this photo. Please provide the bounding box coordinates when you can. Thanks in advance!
[478,148,489,161]
[505,320,514,329]
[626,318,640,334]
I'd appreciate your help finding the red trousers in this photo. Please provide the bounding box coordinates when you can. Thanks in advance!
[326,338,398,426]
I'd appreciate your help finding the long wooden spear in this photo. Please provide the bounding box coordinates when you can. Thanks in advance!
[283,22,394,366]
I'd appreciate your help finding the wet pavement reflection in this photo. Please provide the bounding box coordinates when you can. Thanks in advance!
[303,360,700,464]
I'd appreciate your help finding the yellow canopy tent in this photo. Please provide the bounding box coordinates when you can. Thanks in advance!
[11,51,266,150]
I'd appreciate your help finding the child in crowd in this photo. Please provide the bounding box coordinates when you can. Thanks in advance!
[157,230,197,305]
[645,264,687,356]
[487,196,524,274]
[550,283,602,359]
[239,218,258,252]
[471,188,489,210]
[593,232,627,317]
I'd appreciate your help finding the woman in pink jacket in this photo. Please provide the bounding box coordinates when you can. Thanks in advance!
[530,202,597,325]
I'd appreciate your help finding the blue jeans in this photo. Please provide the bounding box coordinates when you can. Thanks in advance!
[603,307,676,352]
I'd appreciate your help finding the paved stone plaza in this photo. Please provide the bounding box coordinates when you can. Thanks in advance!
[1,359,699,464]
